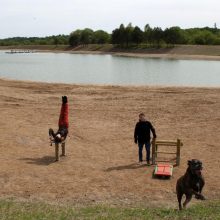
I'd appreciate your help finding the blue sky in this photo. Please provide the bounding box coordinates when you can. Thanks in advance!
[0,0,219,38]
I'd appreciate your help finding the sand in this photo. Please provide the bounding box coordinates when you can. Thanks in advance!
[0,78,220,207]
[1,44,220,61]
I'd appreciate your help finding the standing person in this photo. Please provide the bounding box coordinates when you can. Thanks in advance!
[134,113,156,165]
[49,96,69,145]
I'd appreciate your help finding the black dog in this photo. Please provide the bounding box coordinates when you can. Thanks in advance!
[176,159,205,210]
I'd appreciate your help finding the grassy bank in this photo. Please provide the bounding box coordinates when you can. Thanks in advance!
[1,44,220,57]
[1,200,220,220]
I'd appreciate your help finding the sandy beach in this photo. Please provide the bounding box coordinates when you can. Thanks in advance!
[69,51,220,61]
[1,44,220,61]
[0,78,220,207]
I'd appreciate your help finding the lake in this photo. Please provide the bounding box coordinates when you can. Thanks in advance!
[0,50,220,86]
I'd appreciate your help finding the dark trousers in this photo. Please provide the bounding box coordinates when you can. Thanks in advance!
[138,142,151,162]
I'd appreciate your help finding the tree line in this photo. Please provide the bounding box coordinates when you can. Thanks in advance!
[1,24,220,47]
[0,35,69,46]
[110,23,220,47]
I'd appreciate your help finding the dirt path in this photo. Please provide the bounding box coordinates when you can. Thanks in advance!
[0,79,220,207]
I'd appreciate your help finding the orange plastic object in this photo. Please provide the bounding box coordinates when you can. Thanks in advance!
[154,164,173,176]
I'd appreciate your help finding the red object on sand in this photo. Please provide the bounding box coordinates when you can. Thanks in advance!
[58,103,69,128]
[154,164,173,177]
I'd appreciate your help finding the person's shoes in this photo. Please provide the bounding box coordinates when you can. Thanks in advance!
[139,160,143,164]
[62,96,68,104]
[147,161,151,166]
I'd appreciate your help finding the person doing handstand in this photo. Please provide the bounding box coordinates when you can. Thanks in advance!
[49,96,69,145]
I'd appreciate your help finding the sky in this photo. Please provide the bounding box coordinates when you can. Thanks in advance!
[0,0,220,38]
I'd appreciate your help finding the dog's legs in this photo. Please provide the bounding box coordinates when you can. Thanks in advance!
[194,192,206,200]
[199,178,205,199]
[183,194,192,209]
[200,180,205,193]
[194,183,206,200]
[176,190,184,210]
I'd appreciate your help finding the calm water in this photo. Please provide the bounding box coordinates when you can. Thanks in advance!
[0,50,220,86]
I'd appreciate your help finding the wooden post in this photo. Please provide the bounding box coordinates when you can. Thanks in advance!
[152,138,156,165]
[151,139,182,165]
[55,143,59,161]
[155,144,158,158]
[176,139,181,166]
[61,142,65,156]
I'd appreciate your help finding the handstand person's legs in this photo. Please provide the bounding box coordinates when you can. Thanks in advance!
[49,128,56,138]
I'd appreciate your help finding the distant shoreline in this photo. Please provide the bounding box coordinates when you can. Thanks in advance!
[68,50,220,61]
[1,44,220,61]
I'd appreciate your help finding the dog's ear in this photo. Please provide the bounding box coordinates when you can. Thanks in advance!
[187,160,192,166]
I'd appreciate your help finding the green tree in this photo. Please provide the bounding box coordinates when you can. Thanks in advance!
[132,26,143,45]
[164,26,186,46]
[151,27,164,47]
[52,36,59,45]
[118,24,126,47]
[143,24,152,45]
[194,30,216,45]
[69,30,82,46]
[111,28,120,45]
[93,30,110,44]
[124,23,134,47]
[111,24,126,47]
[80,28,94,45]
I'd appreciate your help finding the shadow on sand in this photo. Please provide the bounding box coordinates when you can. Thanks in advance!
[105,162,149,172]
[19,156,55,166]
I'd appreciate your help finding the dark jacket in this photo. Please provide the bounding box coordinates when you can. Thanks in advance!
[134,120,156,143]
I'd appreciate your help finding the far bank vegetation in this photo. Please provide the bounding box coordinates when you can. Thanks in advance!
[1,23,220,48]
